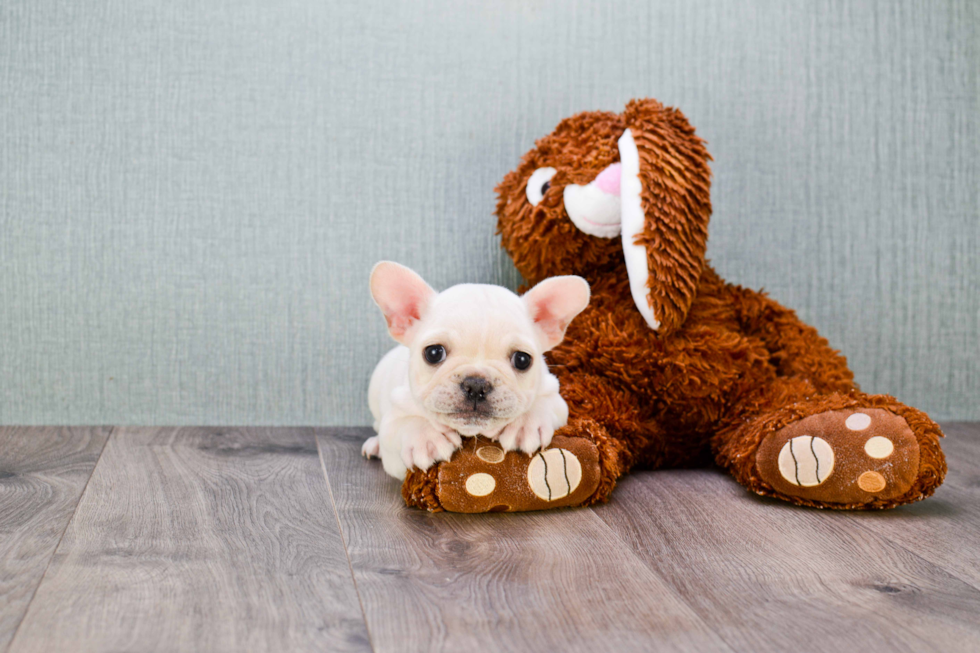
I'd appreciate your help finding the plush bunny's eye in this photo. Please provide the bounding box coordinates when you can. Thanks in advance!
[526,167,557,206]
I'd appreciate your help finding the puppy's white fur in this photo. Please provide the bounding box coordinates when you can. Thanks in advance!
[363,262,590,480]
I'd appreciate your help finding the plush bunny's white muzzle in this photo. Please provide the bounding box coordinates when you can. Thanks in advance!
[562,163,623,239]
[560,130,659,331]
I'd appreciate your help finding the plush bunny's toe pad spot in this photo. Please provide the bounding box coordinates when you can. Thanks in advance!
[464,473,496,496]
[435,435,600,513]
[757,409,920,506]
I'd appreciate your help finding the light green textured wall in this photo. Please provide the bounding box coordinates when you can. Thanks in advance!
[1,0,977,425]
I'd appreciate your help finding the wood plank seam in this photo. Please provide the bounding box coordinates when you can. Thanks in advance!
[320,427,735,652]
[3,426,114,653]
[317,435,376,653]
[7,427,372,651]
[841,511,980,596]
[838,427,980,596]
[593,469,980,652]
[577,505,739,653]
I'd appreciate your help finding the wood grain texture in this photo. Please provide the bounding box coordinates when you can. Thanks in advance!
[838,423,980,592]
[0,0,977,426]
[2,425,979,651]
[8,427,370,653]
[0,426,109,652]
[317,428,733,653]
[593,458,980,651]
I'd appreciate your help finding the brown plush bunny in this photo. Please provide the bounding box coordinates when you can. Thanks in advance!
[403,98,946,512]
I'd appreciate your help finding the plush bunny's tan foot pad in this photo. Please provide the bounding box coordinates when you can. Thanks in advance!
[756,408,920,507]
[424,435,601,513]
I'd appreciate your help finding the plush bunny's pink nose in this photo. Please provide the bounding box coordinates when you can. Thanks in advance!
[594,163,621,196]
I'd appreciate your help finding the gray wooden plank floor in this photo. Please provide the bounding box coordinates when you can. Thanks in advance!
[0,427,110,652]
[592,457,980,652]
[318,430,731,653]
[6,427,370,653]
[838,424,980,593]
[1,424,978,652]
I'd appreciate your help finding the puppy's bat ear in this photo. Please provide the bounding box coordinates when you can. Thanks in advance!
[522,275,591,351]
[370,261,436,345]
[619,98,712,335]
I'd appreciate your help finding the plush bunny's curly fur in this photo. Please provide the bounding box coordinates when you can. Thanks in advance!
[403,98,945,511]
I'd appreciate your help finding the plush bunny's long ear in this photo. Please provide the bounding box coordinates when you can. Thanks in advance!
[618,99,712,335]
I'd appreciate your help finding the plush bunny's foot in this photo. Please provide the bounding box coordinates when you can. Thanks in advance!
[755,408,931,508]
[402,435,601,513]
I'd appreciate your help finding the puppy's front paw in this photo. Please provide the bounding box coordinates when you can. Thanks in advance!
[361,435,380,459]
[498,413,555,455]
[401,421,461,471]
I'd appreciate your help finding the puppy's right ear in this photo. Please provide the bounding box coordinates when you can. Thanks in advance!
[522,275,591,351]
[370,261,436,345]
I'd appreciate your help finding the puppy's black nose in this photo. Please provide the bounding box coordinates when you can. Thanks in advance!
[460,376,493,402]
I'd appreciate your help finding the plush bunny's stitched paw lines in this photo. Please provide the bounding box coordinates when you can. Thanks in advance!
[756,408,920,506]
[527,448,581,501]
[413,435,600,513]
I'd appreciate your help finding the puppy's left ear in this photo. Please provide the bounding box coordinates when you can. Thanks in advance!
[522,276,591,351]
[370,261,436,345]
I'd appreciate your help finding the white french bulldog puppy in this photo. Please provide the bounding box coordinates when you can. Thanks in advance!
[363,261,591,480]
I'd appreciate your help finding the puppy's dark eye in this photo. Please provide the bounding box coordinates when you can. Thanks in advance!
[423,344,446,365]
[511,351,532,371]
